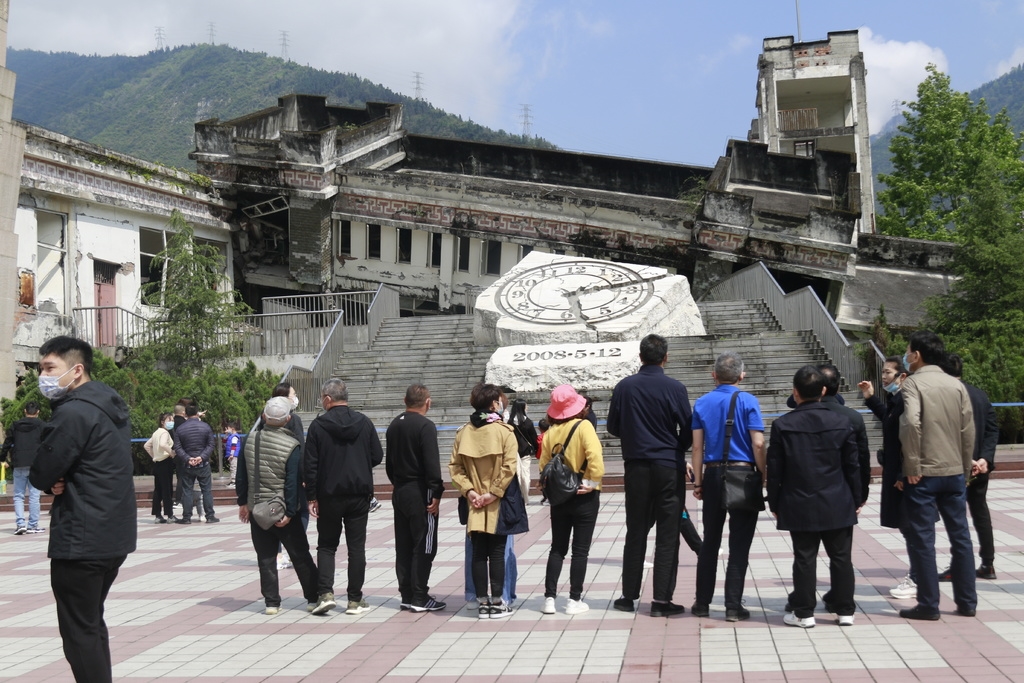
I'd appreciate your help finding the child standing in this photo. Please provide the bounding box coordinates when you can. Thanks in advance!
[224,420,241,487]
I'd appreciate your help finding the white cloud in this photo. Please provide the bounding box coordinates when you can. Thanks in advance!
[7,0,527,131]
[698,34,752,74]
[994,46,1024,77]
[859,26,948,133]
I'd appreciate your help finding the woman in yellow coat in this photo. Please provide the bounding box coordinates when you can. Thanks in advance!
[449,383,520,619]
[539,385,604,616]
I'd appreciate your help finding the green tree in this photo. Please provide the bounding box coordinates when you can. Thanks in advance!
[146,210,251,369]
[877,65,1024,241]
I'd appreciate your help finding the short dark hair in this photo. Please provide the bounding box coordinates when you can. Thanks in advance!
[405,383,430,408]
[538,418,549,432]
[24,401,40,416]
[885,356,906,375]
[943,353,963,378]
[639,334,668,365]
[158,412,173,425]
[185,404,199,417]
[794,365,825,401]
[909,330,946,366]
[818,363,840,397]
[39,336,93,375]
[470,382,505,412]
[272,381,293,398]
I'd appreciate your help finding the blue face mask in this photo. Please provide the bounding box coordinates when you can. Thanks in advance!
[902,353,911,371]
[38,365,78,401]
[883,380,900,394]
[164,421,175,430]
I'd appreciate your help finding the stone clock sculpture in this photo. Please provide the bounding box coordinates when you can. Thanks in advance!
[477,252,706,392]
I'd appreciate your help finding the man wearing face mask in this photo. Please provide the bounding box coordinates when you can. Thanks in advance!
[858,357,917,599]
[29,336,136,683]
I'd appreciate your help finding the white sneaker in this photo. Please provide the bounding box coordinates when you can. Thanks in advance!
[784,613,815,628]
[837,614,855,626]
[542,597,556,615]
[265,606,279,615]
[889,575,917,600]
[565,599,590,615]
[643,560,654,569]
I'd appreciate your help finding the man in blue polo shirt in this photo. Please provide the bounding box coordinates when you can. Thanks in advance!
[607,334,692,617]
[690,351,765,622]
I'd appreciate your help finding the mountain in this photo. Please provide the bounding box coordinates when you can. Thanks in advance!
[871,63,1024,190]
[8,44,554,169]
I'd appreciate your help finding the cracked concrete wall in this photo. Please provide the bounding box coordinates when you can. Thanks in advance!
[289,198,332,286]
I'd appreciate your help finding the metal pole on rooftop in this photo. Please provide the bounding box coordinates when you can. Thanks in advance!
[795,0,802,42]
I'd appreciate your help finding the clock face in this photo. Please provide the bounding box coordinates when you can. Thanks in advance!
[495,260,655,325]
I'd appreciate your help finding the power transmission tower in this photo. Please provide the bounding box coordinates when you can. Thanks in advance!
[208,22,216,45]
[155,26,165,50]
[891,99,902,117]
[279,31,290,61]
[412,72,424,100]
[519,104,533,138]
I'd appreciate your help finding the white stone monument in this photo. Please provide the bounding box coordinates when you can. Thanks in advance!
[479,252,705,391]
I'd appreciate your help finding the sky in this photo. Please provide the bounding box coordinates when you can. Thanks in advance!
[8,0,1024,168]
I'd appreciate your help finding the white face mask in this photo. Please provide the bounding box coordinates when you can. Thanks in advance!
[39,365,78,400]
[291,395,299,410]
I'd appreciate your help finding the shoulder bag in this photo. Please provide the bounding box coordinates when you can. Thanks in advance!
[720,391,765,512]
[250,432,288,530]
[539,420,586,507]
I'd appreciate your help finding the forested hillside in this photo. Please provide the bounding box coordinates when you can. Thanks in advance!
[8,44,554,168]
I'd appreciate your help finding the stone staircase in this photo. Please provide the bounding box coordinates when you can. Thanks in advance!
[295,299,882,478]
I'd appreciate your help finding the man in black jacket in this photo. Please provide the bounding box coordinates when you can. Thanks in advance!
[29,336,136,683]
[2,401,45,534]
[940,354,1000,580]
[386,384,445,612]
[306,378,383,616]
[817,364,871,509]
[768,365,860,628]
[173,404,219,524]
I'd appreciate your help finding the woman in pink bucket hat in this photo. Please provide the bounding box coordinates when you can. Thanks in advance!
[539,384,605,616]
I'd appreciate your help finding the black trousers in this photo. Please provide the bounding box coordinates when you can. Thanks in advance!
[472,532,508,600]
[967,473,995,565]
[545,490,600,600]
[50,556,126,683]
[393,483,439,606]
[695,466,759,610]
[151,458,174,517]
[622,460,680,602]
[315,494,369,601]
[250,517,319,607]
[790,526,855,619]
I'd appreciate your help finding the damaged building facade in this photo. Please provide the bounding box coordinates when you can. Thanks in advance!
[12,124,233,368]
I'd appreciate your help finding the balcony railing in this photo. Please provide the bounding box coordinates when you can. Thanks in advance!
[73,306,155,349]
[261,291,375,326]
[778,107,818,132]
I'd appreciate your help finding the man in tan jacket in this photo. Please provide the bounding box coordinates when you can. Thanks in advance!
[898,330,977,621]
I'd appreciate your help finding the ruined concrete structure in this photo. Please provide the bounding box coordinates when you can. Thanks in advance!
[0,0,27,397]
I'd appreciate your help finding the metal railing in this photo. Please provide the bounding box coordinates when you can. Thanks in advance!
[233,310,342,356]
[261,291,375,326]
[73,306,155,349]
[700,261,863,386]
[283,282,399,407]
[778,107,818,131]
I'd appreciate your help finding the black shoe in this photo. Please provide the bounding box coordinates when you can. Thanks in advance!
[690,602,710,618]
[938,567,953,582]
[650,601,685,617]
[955,605,977,617]
[900,606,940,621]
[410,598,446,612]
[155,516,167,524]
[613,598,635,613]
[206,516,220,523]
[977,565,997,580]
[175,518,191,525]
[725,608,751,622]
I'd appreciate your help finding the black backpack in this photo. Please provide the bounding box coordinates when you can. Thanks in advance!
[539,421,586,506]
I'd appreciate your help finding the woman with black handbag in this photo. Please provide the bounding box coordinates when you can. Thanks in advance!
[538,385,604,616]
[508,399,538,503]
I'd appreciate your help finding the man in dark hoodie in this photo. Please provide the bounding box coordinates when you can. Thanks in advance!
[2,400,45,534]
[305,378,383,616]
[29,336,136,683]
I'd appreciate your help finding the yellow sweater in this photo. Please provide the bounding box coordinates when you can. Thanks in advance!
[539,419,604,489]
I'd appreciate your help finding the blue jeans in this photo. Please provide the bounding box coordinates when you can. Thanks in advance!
[13,467,41,529]
[464,534,516,604]
[904,474,977,612]
[180,465,215,520]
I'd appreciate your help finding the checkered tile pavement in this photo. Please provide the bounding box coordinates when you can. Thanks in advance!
[2,481,1024,682]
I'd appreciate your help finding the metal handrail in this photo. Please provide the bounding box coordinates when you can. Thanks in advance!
[72,306,155,349]
[700,261,863,386]
[366,283,400,349]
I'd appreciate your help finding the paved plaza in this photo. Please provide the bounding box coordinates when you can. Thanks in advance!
[2,481,1024,682]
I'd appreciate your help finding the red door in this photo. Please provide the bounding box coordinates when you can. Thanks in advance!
[94,261,118,347]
